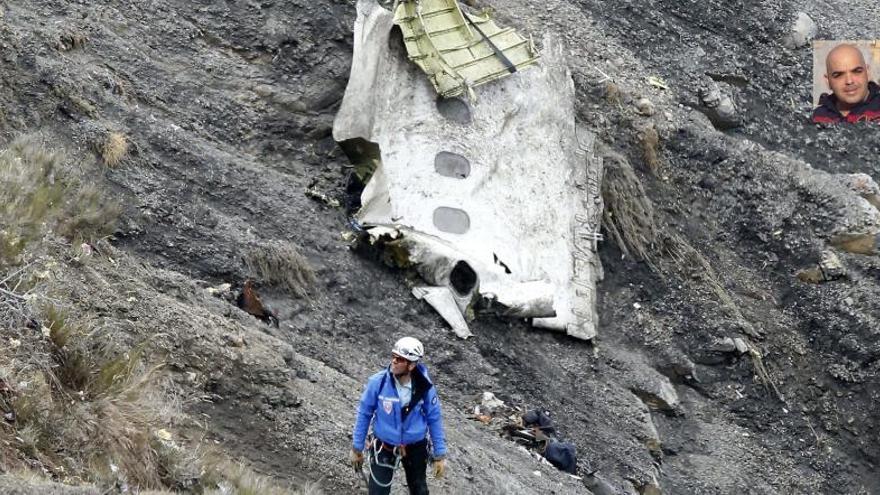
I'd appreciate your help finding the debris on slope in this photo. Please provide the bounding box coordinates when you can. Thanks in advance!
[393,0,539,98]
[335,0,603,340]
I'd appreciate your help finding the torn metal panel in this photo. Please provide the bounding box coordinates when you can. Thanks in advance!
[393,0,539,98]
[413,286,473,339]
[334,0,603,340]
[481,280,555,319]
[366,225,481,311]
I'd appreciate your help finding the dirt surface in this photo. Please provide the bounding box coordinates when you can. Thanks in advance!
[1,0,880,493]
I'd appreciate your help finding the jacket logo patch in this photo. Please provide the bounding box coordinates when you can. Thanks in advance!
[383,399,393,415]
[432,396,437,405]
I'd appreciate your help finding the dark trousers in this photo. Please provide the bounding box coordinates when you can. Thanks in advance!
[368,438,429,495]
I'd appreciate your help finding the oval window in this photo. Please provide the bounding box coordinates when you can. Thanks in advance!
[433,207,470,234]
[434,151,471,179]
[436,97,472,124]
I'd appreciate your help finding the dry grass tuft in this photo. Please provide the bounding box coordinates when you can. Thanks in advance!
[601,149,659,268]
[243,241,315,298]
[201,459,323,495]
[0,136,120,267]
[639,125,662,175]
[0,304,168,488]
[101,132,129,167]
[663,233,779,397]
[603,82,621,105]
[56,31,88,51]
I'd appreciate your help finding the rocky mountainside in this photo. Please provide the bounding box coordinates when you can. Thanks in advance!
[0,0,879,494]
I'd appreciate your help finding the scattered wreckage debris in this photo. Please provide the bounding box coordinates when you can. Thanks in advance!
[468,396,620,493]
[392,0,539,98]
[237,280,279,328]
[305,187,341,208]
[334,0,603,340]
[467,394,583,478]
[796,249,846,283]
[212,280,280,328]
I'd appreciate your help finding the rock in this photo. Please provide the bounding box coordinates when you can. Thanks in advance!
[733,337,749,354]
[698,81,739,129]
[831,232,879,255]
[585,472,621,495]
[630,379,679,412]
[796,267,824,283]
[656,350,699,383]
[279,343,296,366]
[838,173,880,198]
[783,12,817,49]
[837,173,880,210]
[635,98,655,116]
[207,283,233,299]
[716,337,737,353]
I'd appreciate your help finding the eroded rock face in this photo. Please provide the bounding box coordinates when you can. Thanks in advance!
[334,0,603,340]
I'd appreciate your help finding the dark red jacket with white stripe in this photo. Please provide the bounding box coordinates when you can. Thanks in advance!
[812,81,880,123]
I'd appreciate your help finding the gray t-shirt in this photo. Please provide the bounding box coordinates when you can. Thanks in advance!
[394,376,413,408]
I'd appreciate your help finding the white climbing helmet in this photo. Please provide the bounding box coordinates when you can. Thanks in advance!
[392,337,424,362]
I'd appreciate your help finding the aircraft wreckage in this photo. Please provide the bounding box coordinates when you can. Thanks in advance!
[333,0,604,339]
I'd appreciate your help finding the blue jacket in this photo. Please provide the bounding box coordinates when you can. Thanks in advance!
[352,363,447,457]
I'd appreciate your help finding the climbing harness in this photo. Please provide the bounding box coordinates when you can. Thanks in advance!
[365,436,405,488]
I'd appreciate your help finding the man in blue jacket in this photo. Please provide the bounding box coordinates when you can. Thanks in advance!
[351,337,447,494]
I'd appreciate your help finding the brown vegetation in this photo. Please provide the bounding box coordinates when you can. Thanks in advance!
[603,82,621,105]
[243,241,315,298]
[101,132,129,168]
[600,148,659,267]
[56,31,88,51]
[639,125,661,175]
[0,136,120,267]
[0,303,167,488]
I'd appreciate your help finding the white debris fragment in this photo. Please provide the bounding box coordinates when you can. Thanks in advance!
[412,286,473,339]
[481,392,505,411]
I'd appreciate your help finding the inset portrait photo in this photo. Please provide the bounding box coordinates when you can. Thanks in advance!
[811,40,880,124]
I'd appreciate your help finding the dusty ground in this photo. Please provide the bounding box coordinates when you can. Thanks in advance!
[1,0,879,493]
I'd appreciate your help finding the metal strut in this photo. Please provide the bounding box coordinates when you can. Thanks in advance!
[460,8,517,74]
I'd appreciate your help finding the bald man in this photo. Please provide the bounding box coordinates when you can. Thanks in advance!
[812,43,880,123]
